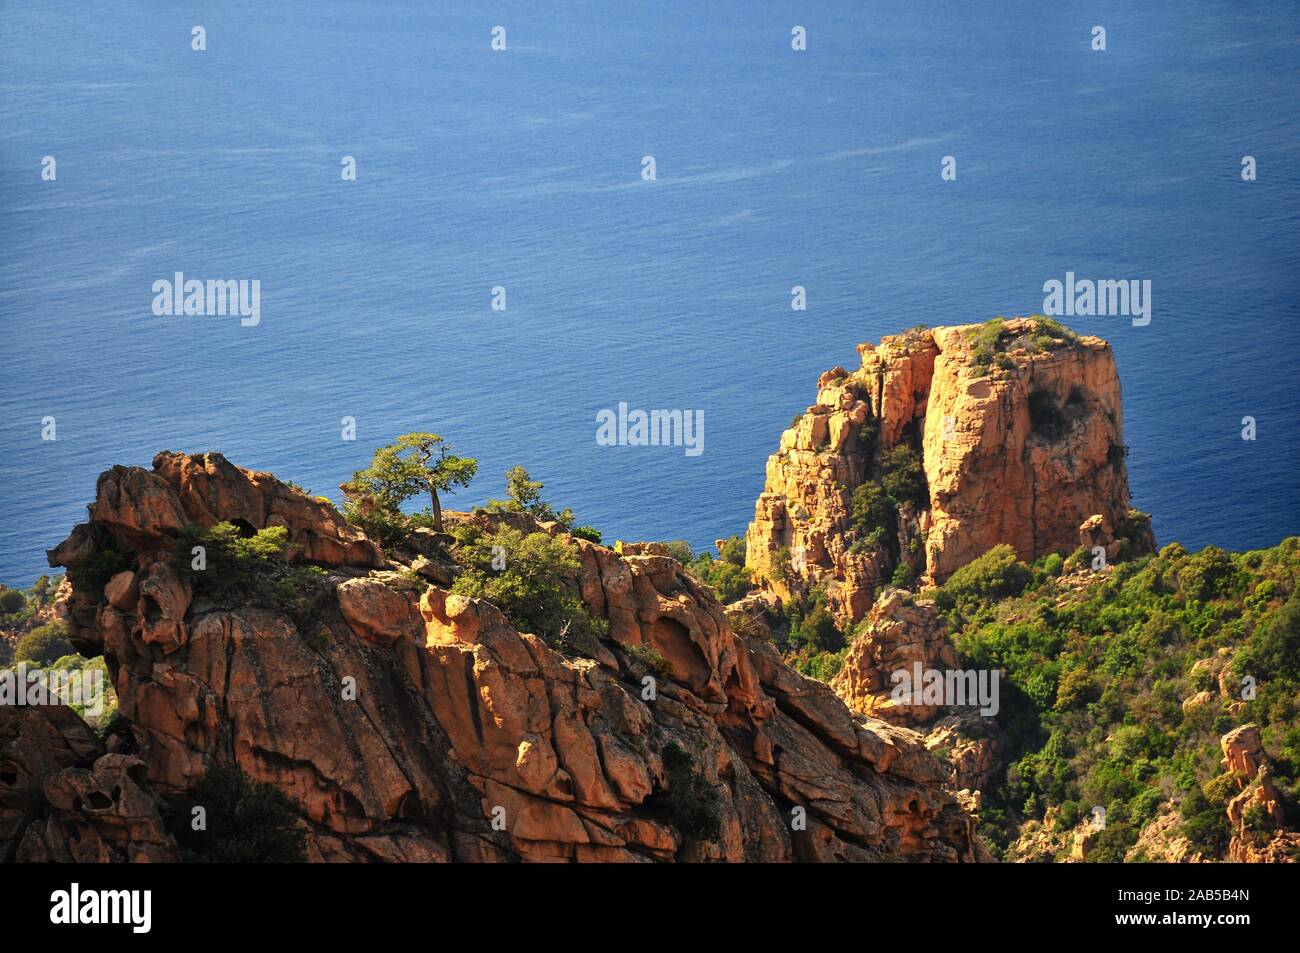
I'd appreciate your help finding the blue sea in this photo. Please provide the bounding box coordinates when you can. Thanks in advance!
[2,1,1298,586]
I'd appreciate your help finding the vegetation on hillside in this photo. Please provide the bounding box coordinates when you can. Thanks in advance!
[934,538,1300,861]
[172,522,332,633]
[965,315,1080,375]
[449,523,608,657]
[849,444,927,553]
[777,584,850,681]
[647,536,755,604]
[14,620,74,665]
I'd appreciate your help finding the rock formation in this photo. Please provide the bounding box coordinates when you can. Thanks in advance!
[1124,809,1201,864]
[0,706,177,862]
[2,451,981,863]
[830,591,961,727]
[746,319,1151,624]
[1220,724,1299,863]
[830,590,1004,797]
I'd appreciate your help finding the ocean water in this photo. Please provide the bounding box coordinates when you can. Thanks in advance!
[1,1,1298,585]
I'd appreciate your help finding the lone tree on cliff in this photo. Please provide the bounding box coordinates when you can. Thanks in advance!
[485,466,575,527]
[342,432,477,533]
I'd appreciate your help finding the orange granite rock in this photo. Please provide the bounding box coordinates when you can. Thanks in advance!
[747,319,1147,625]
[38,452,980,863]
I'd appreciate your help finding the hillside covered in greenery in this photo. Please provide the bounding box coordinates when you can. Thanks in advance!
[930,538,1299,861]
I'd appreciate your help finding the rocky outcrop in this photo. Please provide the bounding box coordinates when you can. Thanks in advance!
[831,591,960,727]
[1125,809,1202,863]
[829,591,1004,796]
[50,451,380,656]
[924,715,1004,797]
[0,705,178,862]
[27,452,980,863]
[1220,724,1298,863]
[1221,723,1269,780]
[1005,805,1072,863]
[746,319,1147,625]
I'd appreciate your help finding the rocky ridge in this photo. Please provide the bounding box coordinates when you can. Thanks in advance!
[0,451,982,863]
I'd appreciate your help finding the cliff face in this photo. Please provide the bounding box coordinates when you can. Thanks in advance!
[3,451,981,863]
[746,318,1145,622]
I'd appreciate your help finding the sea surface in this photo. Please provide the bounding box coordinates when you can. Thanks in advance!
[2,1,1298,585]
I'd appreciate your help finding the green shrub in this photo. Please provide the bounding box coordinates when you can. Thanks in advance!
[1179,779,1233,856]
[1085,817,1138,863]
[891,561,917,588]
[172,522,330,631]
[15,621,74,665]
[654,743,722,844]
[0,589,25,615]
[851,480,893,534]
[936,544,1032,609]
[1116,510,1154,556]
[857,415,879,458]
[1237,590,1299,679]
[849,445,928,551]
[717,535,746,566]
[659,540,695,564]
[27,575,62,607]
[49,654,117,725]
[687,536,753,601]
[1063,546,1092,573]
[769,547,793,584]
[794,648,847,682]
[687,554,752,602]
[172,764,306,862]
[879,445,928,509]
[966,316,1077,376]
[174,522,291,598]
[967,318,1006,370]
[342,503,410,549]
[780,585,845,657]
[451,527,608,657]
[484,466,575,528]
[624,644,671,679]
[68,532,131,594]
[1179,546,1234,601]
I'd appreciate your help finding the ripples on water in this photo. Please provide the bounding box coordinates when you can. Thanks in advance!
[1,2,1297,583]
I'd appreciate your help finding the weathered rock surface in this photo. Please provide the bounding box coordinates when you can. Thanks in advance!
[24,451,980,863]
[1125,809,1202,864]
[0,706,178,862]
[831,591,961,727]
[746,319,1147,625]
[1220,723,1299,863]
[829,591,1005,796]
